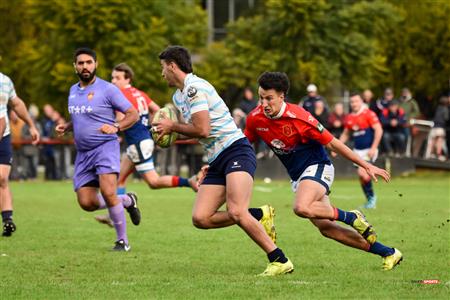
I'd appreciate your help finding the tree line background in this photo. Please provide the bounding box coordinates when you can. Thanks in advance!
[0,0,449,114]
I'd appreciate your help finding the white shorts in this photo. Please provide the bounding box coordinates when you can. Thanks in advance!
[291,163,335,194]
[430,127,445,138]
[353,148,378,165]
[126,139,155,173]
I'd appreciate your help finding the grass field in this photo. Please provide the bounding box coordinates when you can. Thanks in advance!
[0,173,449,299]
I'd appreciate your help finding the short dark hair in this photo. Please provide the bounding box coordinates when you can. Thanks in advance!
[158,46,193,73]
[258,72,290,95]
[113,63,134,82]
[350,91,361,98]
[73,47,97,62]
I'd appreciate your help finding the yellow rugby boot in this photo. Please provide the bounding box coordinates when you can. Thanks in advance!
[382,248,403,270]
[350,210,377,244]
[258,258,294,276]
[259,205,277,244]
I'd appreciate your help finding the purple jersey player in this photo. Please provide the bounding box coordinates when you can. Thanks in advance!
[56,48,139,251]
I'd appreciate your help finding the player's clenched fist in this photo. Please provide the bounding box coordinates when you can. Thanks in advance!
[55,122,72,137]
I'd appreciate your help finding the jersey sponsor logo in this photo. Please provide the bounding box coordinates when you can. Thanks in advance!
[231,160,242,168]
[270,139,289,155]
[353,129,366,137]
[69,105,93,114]
[282,125,294,137]
[317,123,324,133]
[187,86,197,98]
[256,127,269,131]
[87,92,94,101]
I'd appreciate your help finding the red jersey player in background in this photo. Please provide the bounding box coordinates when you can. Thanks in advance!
[111,63,197,195]
[337,93,383,209]
[245,72,402,270]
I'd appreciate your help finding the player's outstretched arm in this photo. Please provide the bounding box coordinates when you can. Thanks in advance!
[326,137,390,182]
[331,128,350,157]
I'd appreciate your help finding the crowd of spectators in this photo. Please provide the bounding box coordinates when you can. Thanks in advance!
[8,85,450,181]
[10,103,71,180]
[233,84,450,162]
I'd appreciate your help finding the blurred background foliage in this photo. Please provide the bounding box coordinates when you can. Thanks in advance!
[0,0,448,113]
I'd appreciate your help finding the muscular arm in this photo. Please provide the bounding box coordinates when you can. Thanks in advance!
[99,107,138,134]
[370,123,383,151]
[339,128,351,144]
[149,102,160,115]
[9,96,40,144]
[117,107,139,131]
[326,137,390,182]
[153,110,210,139]
[9,97,33,127]
[0,117,6,141]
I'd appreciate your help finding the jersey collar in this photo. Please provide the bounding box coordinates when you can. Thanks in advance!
[264,102,287,119]
[182,73,194,93]
[353,103,368,115]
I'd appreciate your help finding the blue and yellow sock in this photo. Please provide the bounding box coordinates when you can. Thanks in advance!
[248,208,263,221]
[360,178,374,200]
[268,248,288,263]
[333,207,357,225]
[368,242,395,257]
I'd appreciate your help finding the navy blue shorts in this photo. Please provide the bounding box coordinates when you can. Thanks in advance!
[0,135,12,165]
[202,138,257,186]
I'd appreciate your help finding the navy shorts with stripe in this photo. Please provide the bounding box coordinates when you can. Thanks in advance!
[202,138,256,186]
[0,134,12,165]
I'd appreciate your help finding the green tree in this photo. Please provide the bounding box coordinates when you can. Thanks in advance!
[0,0,207,113]
[200,0,402,104]
[385,0,450,100]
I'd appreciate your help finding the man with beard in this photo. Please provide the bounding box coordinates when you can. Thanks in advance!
[55,48,139,251]
[0,72,40,236]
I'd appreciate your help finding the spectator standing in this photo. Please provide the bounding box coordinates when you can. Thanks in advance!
[312,100,329,127]
[370,88,394,118]
[399,88,420,156]
[299,84,329,114]
[380,100,407,156]
[21,104,41,180]
[399,88,420,120]
[233,87,258,129]
[427,96,449,161]
[327,102,347,138]
[41,104,58,180]
[362,89,375,105]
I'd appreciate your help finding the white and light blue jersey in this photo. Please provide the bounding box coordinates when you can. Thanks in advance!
[0,73,17,137]
[172,73,245,163]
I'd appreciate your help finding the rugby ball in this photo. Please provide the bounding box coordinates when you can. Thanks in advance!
[151,106,178,148]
